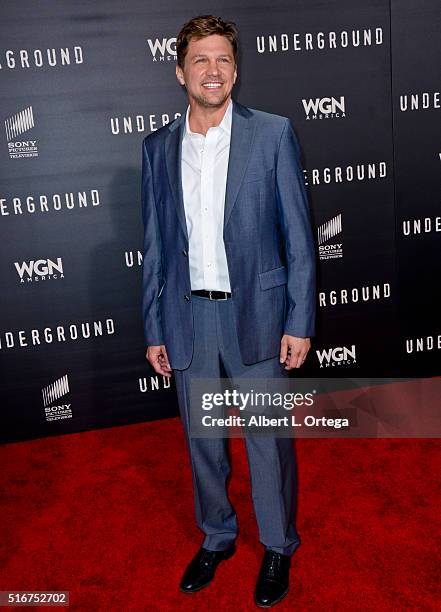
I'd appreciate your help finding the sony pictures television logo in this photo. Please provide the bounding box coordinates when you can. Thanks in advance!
[14,257,64,283]
[147,37,177,62]
[42,374,72,422]
[318,213,343,260]
[4,105,39,159]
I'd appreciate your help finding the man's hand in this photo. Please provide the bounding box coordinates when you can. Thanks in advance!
[146,345,172,378]
[280,335,311,370]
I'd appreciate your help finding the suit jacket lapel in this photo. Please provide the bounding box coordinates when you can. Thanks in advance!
[223,100,255,231]
[165,99,255,242]
[165,113,188,242]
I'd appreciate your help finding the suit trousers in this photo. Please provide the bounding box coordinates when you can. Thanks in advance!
[173,293,301,556]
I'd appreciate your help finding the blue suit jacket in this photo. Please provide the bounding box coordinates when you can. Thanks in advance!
[141,99,316,370]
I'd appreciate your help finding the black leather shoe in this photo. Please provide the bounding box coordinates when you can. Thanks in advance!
[179,544,236,593]
[254,550,291,607]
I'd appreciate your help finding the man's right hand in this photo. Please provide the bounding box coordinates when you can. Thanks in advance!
[146,345,172,378]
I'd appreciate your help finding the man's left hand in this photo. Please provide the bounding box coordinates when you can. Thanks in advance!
[280,335,311,370]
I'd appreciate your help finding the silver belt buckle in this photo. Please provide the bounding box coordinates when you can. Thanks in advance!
[209,290,228,301]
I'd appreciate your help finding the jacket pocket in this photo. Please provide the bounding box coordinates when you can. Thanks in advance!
[258,265,287,290]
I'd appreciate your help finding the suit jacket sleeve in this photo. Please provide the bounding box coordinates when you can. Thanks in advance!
[276,118,316,338]
[141,138,165,346]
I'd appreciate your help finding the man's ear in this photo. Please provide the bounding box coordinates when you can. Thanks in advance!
[176,64,185,86]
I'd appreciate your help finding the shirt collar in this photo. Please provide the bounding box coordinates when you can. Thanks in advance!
[184,98,233,137]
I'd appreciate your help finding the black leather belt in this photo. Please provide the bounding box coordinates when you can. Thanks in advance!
[191,289,231,300]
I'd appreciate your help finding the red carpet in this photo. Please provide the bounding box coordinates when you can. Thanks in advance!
[0,419,440,610]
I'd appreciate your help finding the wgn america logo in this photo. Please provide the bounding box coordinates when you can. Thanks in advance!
[42,374,72,422]
[5,106,39,159]
[147,37,177,62]
[318,213,343,260]
[316,345,357,368]
[14,257,64,283]
[302,96,346,120]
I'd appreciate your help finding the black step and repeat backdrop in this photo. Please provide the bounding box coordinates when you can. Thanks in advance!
[1,1,439,443]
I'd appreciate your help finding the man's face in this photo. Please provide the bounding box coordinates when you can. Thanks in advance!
[176,34,237,108]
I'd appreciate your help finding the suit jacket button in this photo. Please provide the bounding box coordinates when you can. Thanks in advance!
[184,294,190,302]
[182,249,188,257]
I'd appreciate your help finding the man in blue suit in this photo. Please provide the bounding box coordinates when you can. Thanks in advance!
[141,15,316,608]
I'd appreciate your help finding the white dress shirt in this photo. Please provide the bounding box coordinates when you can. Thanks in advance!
[181,99,232,292]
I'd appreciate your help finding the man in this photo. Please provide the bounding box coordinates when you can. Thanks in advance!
[141,15,316,608]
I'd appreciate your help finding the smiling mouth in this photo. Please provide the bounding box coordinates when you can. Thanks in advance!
[202,82,223,89]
